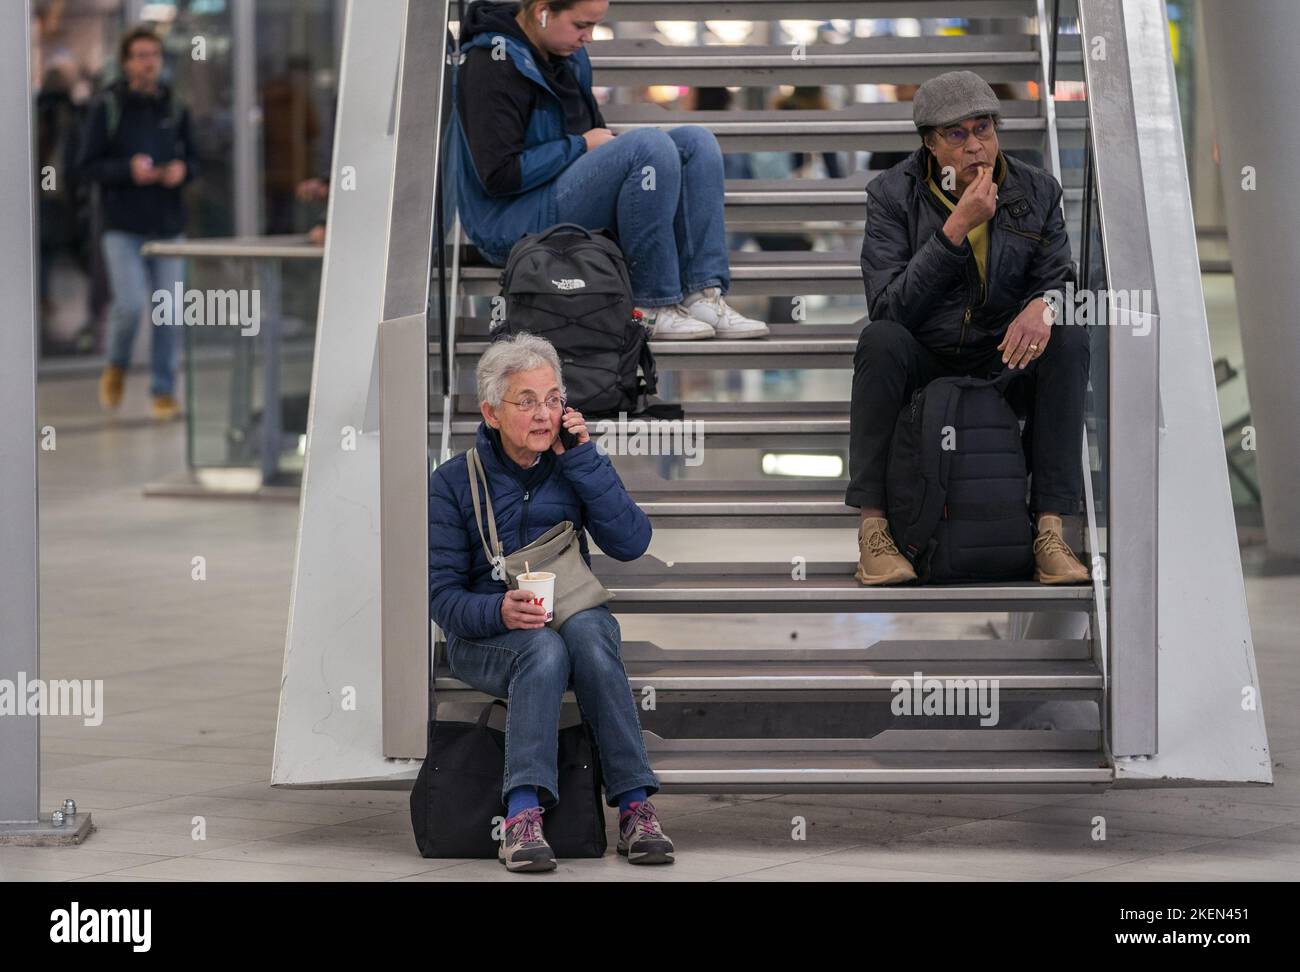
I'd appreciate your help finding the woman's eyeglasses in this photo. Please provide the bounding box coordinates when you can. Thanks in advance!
[503,395,565,414]
[938,118,996,146]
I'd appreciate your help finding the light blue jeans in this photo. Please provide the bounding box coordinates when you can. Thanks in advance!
[446,605,661,809]
[101,230,185,396]
[552,126,731,308]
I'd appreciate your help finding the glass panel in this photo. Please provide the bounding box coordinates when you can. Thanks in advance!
[156,0,237,237]
[181,255,320,476]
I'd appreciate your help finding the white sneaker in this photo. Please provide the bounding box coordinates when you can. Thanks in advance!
[681,287,770,339]
[640,304,715,341]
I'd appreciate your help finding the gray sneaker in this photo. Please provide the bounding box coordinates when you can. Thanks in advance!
[617,800,675,865]
[498,807,556,872]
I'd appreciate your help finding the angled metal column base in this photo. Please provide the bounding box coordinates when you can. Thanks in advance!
[0,813,94,847]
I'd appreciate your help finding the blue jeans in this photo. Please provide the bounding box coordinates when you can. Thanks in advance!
[101,230,185,396]
[445,605,661,809]
[553,126,731,308]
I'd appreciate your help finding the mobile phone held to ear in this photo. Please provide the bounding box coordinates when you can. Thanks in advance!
[559,405,580,450]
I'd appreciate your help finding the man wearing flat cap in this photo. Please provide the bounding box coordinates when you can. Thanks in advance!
[848,70,1091,586]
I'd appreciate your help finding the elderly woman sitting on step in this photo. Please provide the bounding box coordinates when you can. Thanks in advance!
[427,332,674,872]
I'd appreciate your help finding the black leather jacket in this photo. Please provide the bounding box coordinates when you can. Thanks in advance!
[860,147,1075,354]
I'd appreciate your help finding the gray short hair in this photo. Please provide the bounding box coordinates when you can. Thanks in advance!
[476,332,566,409]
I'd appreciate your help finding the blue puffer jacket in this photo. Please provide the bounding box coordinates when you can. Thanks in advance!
[443,2,596,265]
[428,421,652,640]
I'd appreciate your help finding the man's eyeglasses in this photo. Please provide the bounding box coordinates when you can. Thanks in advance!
[502,395,565,414]
[938,118,996,146]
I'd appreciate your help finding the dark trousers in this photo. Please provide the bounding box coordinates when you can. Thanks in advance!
[845,319,1091,515]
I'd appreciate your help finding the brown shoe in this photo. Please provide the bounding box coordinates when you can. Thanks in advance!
[151,394,181,422]
[854,516,917,586]
[98,365,126,410]
[1033,515,1090,584]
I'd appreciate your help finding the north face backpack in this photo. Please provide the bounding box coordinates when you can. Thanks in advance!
[886,371,1034,584]
[491,224,659,419]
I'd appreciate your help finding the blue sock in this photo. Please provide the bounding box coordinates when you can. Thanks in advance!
[506,785,539,820]
[616,787,648,816]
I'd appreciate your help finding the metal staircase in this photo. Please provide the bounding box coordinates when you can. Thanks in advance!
[425,0,1116,792]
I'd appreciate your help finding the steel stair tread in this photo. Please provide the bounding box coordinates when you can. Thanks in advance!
[586,562,1098,612]
[587,35,1045,84]
[437,657,1101,689]
[593,0,1042,21]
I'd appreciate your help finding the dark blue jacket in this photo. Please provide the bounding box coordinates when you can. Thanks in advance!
[428,422,651,640]
[74,80,199,237]
[443,1,596,265]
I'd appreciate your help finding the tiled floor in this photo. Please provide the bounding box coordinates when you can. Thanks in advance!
[3,372,1298,882]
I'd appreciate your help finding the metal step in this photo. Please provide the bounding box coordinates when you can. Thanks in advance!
[640,730,1113,792]
[629,487,855,527]
[602,100,1085,153]
[587,35,1046,86]
[438,174,1072,235]
[724,174,873,224]
[589,557,1097,613]
[458,248,863,296]
[589,0,1040,21]
[433,403,1103,455]
[435,638,1101,701]
[448,322,863,370]
[439,399,851,447]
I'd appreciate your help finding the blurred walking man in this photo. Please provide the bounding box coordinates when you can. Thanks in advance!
[76,25,198,420]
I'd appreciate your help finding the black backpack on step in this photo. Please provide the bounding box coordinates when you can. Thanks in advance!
[886,371,1034,584]
[492,224,659,419]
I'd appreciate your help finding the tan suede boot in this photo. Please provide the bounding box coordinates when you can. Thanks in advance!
[1033,514,1090,584]
[98,364,126,411]
[855,516,917,586]
[151,394,181,422]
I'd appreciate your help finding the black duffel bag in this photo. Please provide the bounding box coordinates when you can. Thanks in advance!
[409,699,608,859]
[886,370,1034,584]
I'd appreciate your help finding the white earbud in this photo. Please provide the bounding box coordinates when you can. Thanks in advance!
[540,10,548,27]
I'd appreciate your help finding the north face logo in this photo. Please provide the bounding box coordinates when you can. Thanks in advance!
[551,278,586,291]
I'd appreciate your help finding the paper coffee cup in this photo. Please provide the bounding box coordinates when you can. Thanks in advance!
[517,571,556,622]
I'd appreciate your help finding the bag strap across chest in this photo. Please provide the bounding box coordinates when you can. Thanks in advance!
[465,448,504,568]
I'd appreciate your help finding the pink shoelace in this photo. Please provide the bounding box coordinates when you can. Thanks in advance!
[511,807,544,844]
[625,801,662,836]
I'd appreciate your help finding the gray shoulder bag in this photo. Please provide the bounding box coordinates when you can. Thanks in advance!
[466,448,613,629]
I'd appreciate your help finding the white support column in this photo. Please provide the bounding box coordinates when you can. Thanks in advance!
[0,0,92,844]
[1110,0,1269,783]
[273,0,423,786]
[0,0,40,830]
[1202,0,1300,560]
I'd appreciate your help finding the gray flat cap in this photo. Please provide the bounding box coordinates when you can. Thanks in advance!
[912,70,1001,130]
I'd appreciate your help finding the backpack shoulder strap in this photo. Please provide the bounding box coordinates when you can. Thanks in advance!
[896,379,964,570]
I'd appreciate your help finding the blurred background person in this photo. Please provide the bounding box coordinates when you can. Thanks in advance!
[75,24,199,421]
[263,55,322,235]
[296,174,329,244]
[36,61,90,356]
